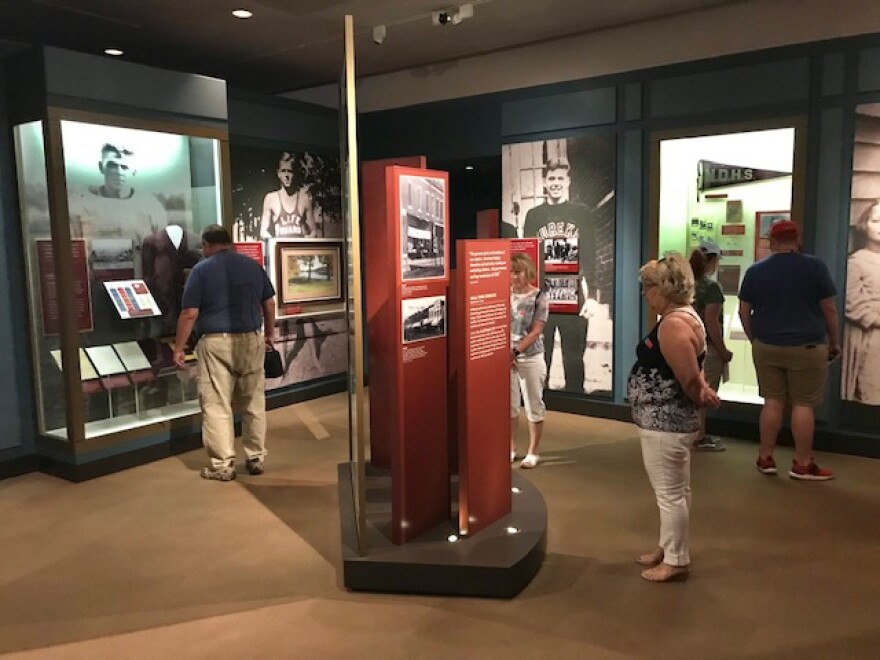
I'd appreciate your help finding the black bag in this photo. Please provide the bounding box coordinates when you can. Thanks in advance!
[264,348,284,378]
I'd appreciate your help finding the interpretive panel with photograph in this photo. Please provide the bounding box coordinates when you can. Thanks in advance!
[402,295,446,343]
[399,174,447,281]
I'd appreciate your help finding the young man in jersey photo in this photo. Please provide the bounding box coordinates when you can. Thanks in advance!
[523,158,600,393]
[259,152,315,239]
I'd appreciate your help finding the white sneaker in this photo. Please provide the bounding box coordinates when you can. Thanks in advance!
[520,454,539,469]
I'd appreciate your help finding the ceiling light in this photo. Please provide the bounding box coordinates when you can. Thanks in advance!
[232,9,253,19]
[104,48,123,56]
[465,165,474,170]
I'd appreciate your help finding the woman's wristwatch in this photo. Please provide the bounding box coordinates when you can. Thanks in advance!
[512,348,521,357]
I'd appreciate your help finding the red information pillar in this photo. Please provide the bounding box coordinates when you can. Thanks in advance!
[384,166,451,544]
[456,239,512,536]
[476,209,500,238]
[362,156,426,470]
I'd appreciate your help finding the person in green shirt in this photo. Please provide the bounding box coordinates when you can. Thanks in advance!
[689,240,732,451]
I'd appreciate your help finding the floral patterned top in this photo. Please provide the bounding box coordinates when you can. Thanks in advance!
[511,289,548,356]
[627,308,705,433]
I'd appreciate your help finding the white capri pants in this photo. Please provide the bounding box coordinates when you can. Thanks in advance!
[638,427,698,567]
[510,353,547,423]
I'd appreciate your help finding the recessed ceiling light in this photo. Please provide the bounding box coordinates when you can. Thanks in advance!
[232,9,253,19]
[104,48,124,56]
[465,165,474,170]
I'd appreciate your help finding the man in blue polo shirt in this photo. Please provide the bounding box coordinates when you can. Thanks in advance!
[738,221,840,481]
[174,225,276,481]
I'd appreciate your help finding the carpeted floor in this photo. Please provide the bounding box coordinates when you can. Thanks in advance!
[1,392,878,659]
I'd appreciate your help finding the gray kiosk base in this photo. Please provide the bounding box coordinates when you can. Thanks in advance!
[337,463,547,598]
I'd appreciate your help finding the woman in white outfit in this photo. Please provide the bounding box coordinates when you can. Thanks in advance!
[510,253,549,469]
[627,254,720,582]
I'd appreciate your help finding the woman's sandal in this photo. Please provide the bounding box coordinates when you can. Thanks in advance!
[636,547,664,567]
[640,562,689,583]
[520,454,539,469]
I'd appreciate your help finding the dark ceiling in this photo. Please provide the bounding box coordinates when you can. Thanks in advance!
[0,0,746,95]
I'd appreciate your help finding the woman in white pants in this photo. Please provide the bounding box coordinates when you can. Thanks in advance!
[627,254,721,582]
[510,253,549,469]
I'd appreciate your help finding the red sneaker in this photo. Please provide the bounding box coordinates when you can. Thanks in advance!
[789,460,835,481]
[755,455,777,475]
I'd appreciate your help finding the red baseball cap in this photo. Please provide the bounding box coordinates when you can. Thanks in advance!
[769,220,799,240]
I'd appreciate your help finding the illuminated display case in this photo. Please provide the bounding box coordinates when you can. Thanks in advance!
[14,111,230,447]
[654,123,804,405]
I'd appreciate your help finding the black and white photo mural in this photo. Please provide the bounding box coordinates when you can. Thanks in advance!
[231,144,345,391]
[231,146,342,242]
[502,135,616,396]
[843,104,880,408]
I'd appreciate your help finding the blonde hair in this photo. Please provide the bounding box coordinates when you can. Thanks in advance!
[511,252,536,281]
[639,252,694,305]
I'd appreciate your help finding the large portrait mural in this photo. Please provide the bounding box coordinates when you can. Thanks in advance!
[231,145,342,242]
[231,144,345,391]
[843,104,880,410]
[502,135,616,396]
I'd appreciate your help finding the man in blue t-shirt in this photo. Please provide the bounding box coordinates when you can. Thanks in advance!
[174,225,276,481]
[738,220,840,481]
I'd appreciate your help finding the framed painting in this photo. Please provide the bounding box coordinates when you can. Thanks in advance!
[275,241,343,305]
[756,210,791,238]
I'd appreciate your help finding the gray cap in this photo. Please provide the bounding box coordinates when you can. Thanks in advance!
[698,239,721,256]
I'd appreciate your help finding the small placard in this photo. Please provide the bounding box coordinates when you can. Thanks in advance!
[102,280,160,319]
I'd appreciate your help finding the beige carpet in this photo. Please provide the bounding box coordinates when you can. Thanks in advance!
[1,393,878,659]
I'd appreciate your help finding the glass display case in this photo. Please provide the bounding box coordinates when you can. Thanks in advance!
[656,125,799,404]
[14,113,227,444]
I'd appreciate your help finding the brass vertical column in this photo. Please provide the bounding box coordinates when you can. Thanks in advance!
[343,14,367,553]
[43,109,86,446]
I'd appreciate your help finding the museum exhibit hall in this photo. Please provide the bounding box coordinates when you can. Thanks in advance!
[0,1,879,658]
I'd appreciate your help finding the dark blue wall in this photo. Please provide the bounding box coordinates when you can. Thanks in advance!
[0,66,37,465]
[361,34,880,455]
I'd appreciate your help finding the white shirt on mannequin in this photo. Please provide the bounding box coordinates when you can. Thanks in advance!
[165,224,183,249]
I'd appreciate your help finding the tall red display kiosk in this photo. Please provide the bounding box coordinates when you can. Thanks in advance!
[340,167,547,597]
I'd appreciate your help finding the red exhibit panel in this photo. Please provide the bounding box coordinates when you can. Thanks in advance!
[389,166,451,544]
[233,241,264,266]
[37,239,93,334]
[541,236,579,274]
[456,239,512,536]
[545,274,580,314]
[362,156,426,470]
[476,208,500,238]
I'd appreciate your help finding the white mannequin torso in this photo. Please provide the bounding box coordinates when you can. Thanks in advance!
[165,224,183,249]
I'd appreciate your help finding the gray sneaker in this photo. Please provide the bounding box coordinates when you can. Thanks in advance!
[246,458,265,475]
[694,436,726,451]
[201,466,236,481]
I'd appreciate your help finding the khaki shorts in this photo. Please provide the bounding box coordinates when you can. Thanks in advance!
[751,339,828,406]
